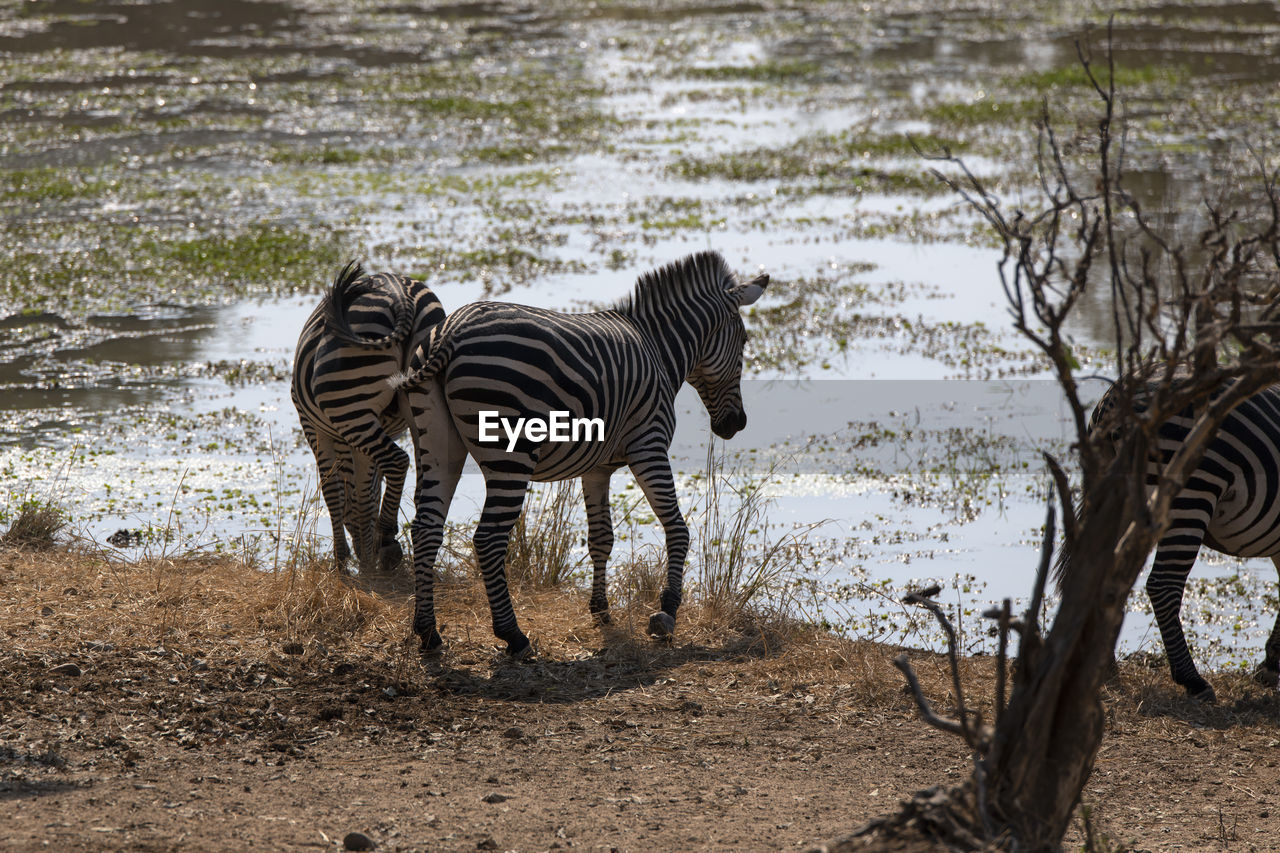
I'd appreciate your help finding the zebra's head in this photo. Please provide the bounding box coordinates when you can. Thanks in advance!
[688,272,769,439]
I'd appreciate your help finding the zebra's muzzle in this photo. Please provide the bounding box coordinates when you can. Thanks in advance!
[711,410,746,439]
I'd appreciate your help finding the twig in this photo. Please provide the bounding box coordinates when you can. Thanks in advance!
[891,653,965,738]
[901,588,974,745]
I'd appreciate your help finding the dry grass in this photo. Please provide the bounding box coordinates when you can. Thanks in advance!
[435,481,584,590]
[504,480,584,589]
[0,546,402,665]
[16,539,1263,733]
[1,499,68,550]
[689,446,826,629]
[0,540,963,712]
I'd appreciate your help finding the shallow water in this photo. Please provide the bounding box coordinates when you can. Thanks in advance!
[4,0,1280,667]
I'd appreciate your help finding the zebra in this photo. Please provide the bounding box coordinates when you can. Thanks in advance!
[390,250,769,656]
[291,261,446,572]
[1077,379,1280,702]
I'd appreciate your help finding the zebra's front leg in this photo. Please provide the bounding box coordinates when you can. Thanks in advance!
[1253,557,1280,689]
[474,470,534,657]
[581,469,615,625]
[1147,516,1214,701]
[631,453,689,640]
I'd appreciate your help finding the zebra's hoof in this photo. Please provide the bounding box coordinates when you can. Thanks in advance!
[379,540,404,571]
[590,605,612,626]
[1251,663,1280,689]
[648,611,676,639]
[1187,683,1217,704]
[506,636,534,660]
[419,629,443,656]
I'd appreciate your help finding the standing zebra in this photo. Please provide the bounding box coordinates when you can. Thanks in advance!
[391,250,768,656]
[1078,380,1280,702]
[292,261,445,572]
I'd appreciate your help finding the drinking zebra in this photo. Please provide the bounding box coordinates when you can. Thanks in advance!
[291,261,445,572]
[391,250,768,656]
[1078,380,1280,702]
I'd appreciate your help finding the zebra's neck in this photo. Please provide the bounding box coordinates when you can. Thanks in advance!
[617,299,712,394]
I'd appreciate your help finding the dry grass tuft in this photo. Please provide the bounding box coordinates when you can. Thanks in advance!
[1,499,68,550]
[0,547,405,665]
[505,480,584,589]
[689,447,824,630]
[435,481,585,590]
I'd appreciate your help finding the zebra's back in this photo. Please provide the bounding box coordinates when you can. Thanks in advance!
[418,301,672,481]
[1159,383,1280,558]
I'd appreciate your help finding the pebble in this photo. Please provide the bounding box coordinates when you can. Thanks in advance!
[343,831,377,851]
[482,792,511,804]
[49,662,82,677]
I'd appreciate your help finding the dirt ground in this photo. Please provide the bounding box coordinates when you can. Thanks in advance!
[4,550,1280,853]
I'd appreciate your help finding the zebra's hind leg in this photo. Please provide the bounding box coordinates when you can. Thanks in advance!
[342,421,411,574]
[357,456,405,571]
[407,383,465,654]
[349,450,381,570]
[1147,511,1215,702]
[474,469,535,658]
[367,446,408,573]
[1252,557,1280,689]
[630,452,689,640]
[310,432,353,571]
[581,469,615,625]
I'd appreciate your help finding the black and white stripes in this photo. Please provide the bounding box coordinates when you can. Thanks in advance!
[291,261,445,572]
[394,250,768,655]
[1090,381,1280,702]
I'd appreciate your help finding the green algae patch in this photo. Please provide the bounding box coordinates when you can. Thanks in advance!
[683,60,825,84]
[1,167,112,204]
[667,130,963,194]
[1,220,350,317]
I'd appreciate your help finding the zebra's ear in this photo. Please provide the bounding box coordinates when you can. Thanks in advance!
[732,273,769,306]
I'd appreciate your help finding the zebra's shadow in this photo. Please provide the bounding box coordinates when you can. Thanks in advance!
[1110,672,1280,730]
[419,627,780,705]
[353,572,791,703]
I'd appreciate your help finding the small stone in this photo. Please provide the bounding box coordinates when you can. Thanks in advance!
[343,831,376,851]
[482,792,510,804]
[476,837,499,851]
[501,726,524,740]
[40,605,53,617]
[49,663,81,677]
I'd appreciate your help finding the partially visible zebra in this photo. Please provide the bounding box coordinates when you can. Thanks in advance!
[1079,380,1280,702]
[391,250,768,656]
[292,261,446,572]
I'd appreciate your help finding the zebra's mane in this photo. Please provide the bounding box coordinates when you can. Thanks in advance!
[614,250,733,317]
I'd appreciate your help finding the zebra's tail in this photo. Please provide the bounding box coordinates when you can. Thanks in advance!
[1050,496,1086,593]
[322,260,412,349]
[387,323,455,393]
